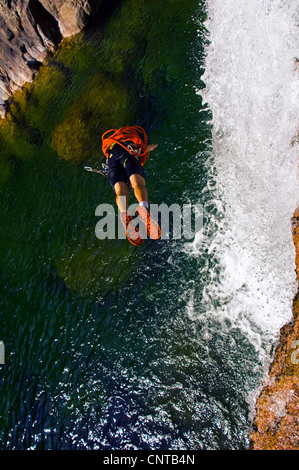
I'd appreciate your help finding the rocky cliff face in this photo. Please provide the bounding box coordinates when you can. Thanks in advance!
[250,207,299,450]
[0,0,103,116]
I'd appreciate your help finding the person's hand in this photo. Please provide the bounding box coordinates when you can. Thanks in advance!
[147,144,158,151]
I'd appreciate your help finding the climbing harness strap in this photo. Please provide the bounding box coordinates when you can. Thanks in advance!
[84,163,109,178]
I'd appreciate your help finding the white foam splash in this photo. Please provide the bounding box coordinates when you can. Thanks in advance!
[193,0,299,351]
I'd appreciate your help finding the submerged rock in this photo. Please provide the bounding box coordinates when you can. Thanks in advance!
[250,208,299,450]
[0,0,104,117]
[51,72,133,165]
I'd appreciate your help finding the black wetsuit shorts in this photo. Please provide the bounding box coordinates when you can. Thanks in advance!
[107,143,146,189]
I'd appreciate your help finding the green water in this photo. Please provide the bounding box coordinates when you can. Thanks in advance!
[0,0,263,450]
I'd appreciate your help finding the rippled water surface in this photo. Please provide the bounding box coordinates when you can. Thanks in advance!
[0,0,297,450]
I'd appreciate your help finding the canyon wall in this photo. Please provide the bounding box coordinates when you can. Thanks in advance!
[0,0,103,116]
[250,208,299,450]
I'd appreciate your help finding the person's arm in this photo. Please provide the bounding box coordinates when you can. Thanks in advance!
[147,144,158,152]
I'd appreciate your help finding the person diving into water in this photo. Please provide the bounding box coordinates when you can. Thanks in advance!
[101,126,161,246]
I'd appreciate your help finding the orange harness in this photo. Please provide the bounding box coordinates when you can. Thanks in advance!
[101,126,150,166]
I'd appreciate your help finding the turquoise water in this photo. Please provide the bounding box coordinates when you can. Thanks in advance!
[0,0,267,450]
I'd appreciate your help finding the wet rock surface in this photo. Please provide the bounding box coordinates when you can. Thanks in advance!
[250,207,299,450]
[0,0,103,116]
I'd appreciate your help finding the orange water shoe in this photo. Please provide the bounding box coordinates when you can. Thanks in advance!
[120,211,144,246]
[135,205,161,240]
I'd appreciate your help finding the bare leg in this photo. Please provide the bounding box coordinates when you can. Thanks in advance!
[114,181,130,212]
[115,181,143,246]
[129,174,148,204]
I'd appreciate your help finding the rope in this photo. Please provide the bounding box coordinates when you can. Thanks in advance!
[101,126,149,165]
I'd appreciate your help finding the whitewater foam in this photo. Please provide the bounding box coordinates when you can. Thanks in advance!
[191,0,298,354]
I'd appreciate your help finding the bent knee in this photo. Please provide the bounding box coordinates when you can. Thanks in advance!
[129,174,146,189]
[114,181,130,196]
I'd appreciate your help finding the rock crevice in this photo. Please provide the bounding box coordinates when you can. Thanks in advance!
[27,0,63,47]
